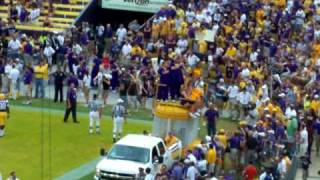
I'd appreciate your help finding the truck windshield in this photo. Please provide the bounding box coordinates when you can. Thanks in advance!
[107,144,150,163]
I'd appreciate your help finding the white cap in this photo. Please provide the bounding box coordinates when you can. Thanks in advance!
[278,93,285,97]
[117,98,124,103]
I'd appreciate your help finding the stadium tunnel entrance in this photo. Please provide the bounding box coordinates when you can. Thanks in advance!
[77,2,153,30]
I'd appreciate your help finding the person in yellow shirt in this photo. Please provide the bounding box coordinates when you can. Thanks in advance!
[34,60,47,98]
[216,129,227,149]
[225,43,237,58]
[164,132,178,147]
[206,144,216,174]
[160,20,169,38]
[0,94,9,137]
[198,40,208,56]
[310,95,320,116]
[177,20,188,37]
[151,21,160,40]
[176,7,185,19]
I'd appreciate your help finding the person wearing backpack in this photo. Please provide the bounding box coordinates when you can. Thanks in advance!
[112,98,127,143]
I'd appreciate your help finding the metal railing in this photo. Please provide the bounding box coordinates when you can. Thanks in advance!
[284,154,298,180]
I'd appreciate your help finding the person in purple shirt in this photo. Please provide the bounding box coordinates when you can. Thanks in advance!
[229,132,240,169]
[63,83,78,123]
[275,121,287,142]
[110,64,119,91]
[90,57,101,87]
[157,61,170,101]
[67,74,79,88]
[23,66,33,104]
[170,160,184,180]
[204,104,219,137]
[169,59,184,101]
[313,119,320,156]
[67,51,76,74]
[61,0,69,4]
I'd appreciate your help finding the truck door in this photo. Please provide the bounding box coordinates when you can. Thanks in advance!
[151,146,160,173]
[157,142,171,168]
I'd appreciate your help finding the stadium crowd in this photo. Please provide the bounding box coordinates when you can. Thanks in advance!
[1,0,320,179]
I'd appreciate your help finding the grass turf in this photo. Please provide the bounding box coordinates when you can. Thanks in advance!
[0,107,152,180]
[10,98,154,121]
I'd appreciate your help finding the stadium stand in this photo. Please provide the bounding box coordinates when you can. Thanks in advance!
[0,0,90,33]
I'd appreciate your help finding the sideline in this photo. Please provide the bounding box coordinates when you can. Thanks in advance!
[10,104,152,124]
[53,157,101,180]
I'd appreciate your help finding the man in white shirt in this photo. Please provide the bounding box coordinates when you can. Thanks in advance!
[96,24,105,38]
[237,89,252,120]
[116,24,127,44]
[8,37,20,59]
[185,9,196,24]
[9,64,20,100]
[285,104,297,119]
[186,52,200,68]
[277,156,288,179]
[29,8,40,21]
[57,33,64,47]
[228,83,239,120]
[3,61,12,94]
[121,41,132,57]
[72,43,82,55]
[299,124,309,157]
[44,43,55,66]
[186,162,200,180]
[144,168,154,180]
[176,37,188,54]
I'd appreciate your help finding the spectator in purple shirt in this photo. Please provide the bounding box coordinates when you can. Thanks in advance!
[63,83,78,123]
[23,66,33,105]
[170,161,184,180]
[67,74,79,88]
[204,104,219,137]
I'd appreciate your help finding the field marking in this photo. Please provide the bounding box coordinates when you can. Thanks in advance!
[53,157,102,180]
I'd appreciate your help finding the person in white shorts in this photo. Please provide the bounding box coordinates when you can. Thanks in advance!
[112,98,127,142]
[88,94,102,134]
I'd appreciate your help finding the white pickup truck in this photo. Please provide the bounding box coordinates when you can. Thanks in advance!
[94,134,182,179]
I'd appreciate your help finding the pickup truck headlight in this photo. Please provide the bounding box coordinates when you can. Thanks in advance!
[96,168,101,177]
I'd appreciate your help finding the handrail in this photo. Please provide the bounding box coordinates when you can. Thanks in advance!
[73,0,95,26]
[284,153,298,180]
[137,14,156,31]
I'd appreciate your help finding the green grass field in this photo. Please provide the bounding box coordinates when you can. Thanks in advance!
[0,98,238,179]
[0,106,152,180]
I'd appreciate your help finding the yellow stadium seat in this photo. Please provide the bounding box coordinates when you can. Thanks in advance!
[15,24,64,33]
[50,10,80,17]
[28,21,71,29]
[43,3,85,10]
[38,17,74,24]
[0,6,8,11]
[0,13,8,18]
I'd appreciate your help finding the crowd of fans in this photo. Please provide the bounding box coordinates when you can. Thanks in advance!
[0,0,320,179]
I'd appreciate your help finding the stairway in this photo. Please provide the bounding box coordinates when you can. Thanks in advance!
[0,0,90,33]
